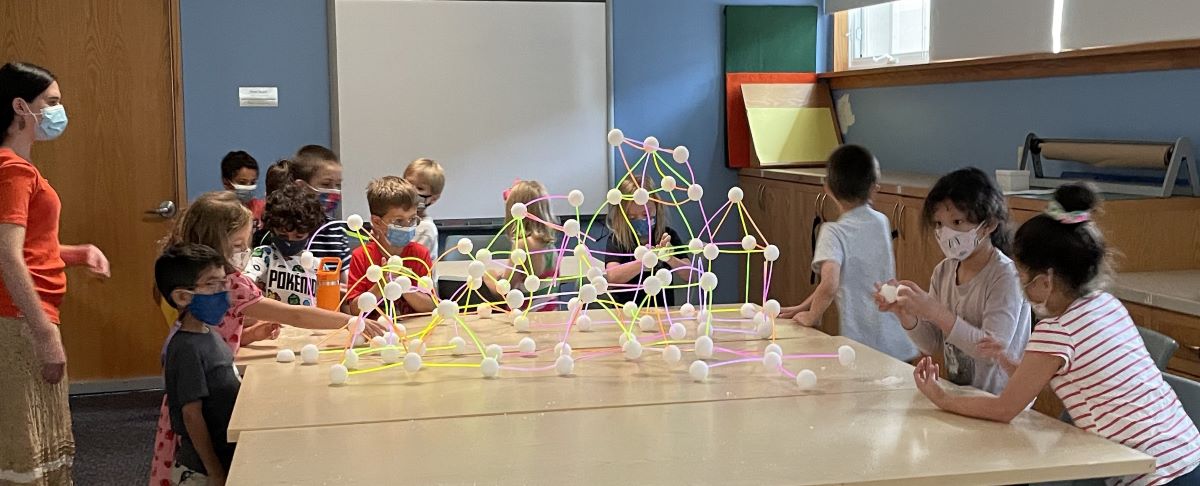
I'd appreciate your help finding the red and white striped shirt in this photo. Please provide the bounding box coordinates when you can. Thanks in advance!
[1026,293,1200,486]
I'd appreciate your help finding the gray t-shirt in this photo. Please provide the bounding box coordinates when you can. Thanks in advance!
[165,327,241,474]
[813,205,918,362]
[906,250,1032,395]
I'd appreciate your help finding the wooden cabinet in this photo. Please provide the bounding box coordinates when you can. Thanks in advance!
[1123,302,1200,380]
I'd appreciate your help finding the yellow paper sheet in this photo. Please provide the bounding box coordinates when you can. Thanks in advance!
[746,107,839,164]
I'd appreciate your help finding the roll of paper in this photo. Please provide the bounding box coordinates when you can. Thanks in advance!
[1039,142,1171,169]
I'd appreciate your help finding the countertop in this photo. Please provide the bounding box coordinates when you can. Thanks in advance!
[1112,270,1200,317]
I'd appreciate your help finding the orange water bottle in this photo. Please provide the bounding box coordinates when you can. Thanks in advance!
[315,257,342,311]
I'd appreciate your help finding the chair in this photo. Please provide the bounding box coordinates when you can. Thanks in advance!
[1164,372,1200,428]
[1138,326,1179,372]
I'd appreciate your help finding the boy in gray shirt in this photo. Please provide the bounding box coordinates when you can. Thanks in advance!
[780,145,918,362]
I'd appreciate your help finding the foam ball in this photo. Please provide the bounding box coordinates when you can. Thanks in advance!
[672,145,690,163]
[564,219,581,238]
[838,345,857,367]
[755,319,773,339]
[643,136,660,152]
[511,248,528,265]
[450,336,467,355]
[759,302,779,321]
[661,176,677,192]
[638,315,657,332]
[654,269,672,287]
[796,369,817,389]
[352,334,367,347]
[340,349,359,369]
[438,300,460,319]
[680,302,697,317]
[481,357,500,378]
[703,243,719,261]
[740,303,757,318]
[394,276,413,294]
[505,289,525,309]
[347,316,366,335]
[555,355,575,376]
[329,364,349,385]
[880,284,900,304]
[640,250,659,269]
[576,314,593,332]
[765,343,783,357]
[606,188,622,205]
[689,360,710,382]
[668,322,687,340]
[509,203,528,221]
[300,344,320,364]
[393,323,407,338]
[524,275,541,293]
[370,335,386,348]
[387,255,404,268]
[699,272,719,292]
[409,338,427,356]
[764,245,780,263]
[514,315,530,332]
[382,281,403,302]
[687,184,704,202]
[467,276,483,290]
[618,333,630,347]
[624,339,643,360]
[496,279,512,296]
[630,189,649,207]
[607,128,624,146]
[741,235,757,251]
[518,337,536,354]
[762,352,783,372]
[591,276,608,294]
[555,342,572,356]
[622,301,638,318]
[365,264,383,283]
[467,260,486,280]
[696,311,711,331]
[664,345,682,365]
[568,189,585,208]
[356,292,378,313]
[730,187,747,203]
[381,347,401,364]
[485,343,504,360]
[276,349,295,363]
[567,297,582,313]
[633,245,650,262]
[643,276,663,296]
[476,249,493,265]
[579,283,598,304]
[346,214,364,232]
[573,244,590,260]
[403,352,422,373]
[418,276,434,289]
[300,251,317,270]
[695,335,714,359]
[586,267,604,281]
[477,304,493,318]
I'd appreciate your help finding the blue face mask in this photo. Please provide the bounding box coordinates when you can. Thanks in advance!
[273,234,308,258]
[187,290,230,326]
[631,216,654,240]
[20,101,68,141]
[386,223,416,248]
[231,184,257,203]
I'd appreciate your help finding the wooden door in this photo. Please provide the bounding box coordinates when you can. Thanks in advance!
[0,0,185,383]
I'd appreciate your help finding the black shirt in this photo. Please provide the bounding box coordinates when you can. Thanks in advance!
[164,328,240,474]
[604,226,684,307]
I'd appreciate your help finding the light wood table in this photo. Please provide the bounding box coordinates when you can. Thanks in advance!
[228,335,913,441]
[235,306,825,365]
[226,388,1153,485]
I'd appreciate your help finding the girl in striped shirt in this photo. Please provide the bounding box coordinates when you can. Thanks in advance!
[914,183,1199,486]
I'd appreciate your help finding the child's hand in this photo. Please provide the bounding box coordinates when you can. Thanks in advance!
[874,280,915,324]
[977,334,1009,363]
[656,233,671,249]
[242,321,281,345]
[793,310,820,328]
[888,280,937,320]
[778,305,800,319]
[913,356,946,403]
[362,318,388,338]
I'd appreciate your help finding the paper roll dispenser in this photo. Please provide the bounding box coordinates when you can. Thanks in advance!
[1018,133,1198,197]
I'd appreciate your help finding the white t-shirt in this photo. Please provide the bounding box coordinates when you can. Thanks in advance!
[243,245,318,306]
[1027,292,1199,486]
[414,216,438,257]
[813,205,918,362]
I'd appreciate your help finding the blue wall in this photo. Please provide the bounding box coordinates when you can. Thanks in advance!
[180,0,331,199]
[612,0,823,304]
[836,69,1200,175]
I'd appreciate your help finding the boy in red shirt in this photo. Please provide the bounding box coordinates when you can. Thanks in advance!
[346,176,435,317]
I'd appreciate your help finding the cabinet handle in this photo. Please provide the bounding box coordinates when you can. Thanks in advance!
[758,185,766,211]
[897,204,906,240]
[1187,344,1200,358]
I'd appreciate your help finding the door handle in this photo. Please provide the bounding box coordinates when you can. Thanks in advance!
[146,200,177,219]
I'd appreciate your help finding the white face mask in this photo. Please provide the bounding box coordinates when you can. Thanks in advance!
[1024,273,1054,318]
[935,223,984,261]
[231,184,257,203]
[229,249,251,271]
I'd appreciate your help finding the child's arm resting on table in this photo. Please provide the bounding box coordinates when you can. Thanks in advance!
[914,352,1060,423]
[794,261,838,327]
[181,401,226,485]
[244,298,386,337]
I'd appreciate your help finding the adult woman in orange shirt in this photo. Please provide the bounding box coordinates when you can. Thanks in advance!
[0,62,110,485]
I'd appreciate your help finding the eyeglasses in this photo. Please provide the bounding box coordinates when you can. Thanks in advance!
[388,216,421,228]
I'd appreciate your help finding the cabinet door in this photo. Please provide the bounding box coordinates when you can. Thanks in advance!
[739,176,769,304]
[738,177,803,305]
[895,196,943,286]
[1150,308,1200,380]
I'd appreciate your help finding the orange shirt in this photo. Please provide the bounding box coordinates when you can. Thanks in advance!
[0,148,66,323]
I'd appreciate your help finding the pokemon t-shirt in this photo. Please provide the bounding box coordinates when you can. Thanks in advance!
[243,245,317,306]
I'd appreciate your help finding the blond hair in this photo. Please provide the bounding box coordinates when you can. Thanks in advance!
[166,191,253,267]
[366,176,418,217]
[404,158,445,195]
[606,177,667,249]
[505,180,555,246]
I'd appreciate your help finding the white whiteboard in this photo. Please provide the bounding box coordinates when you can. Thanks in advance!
[332,0,609,220]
